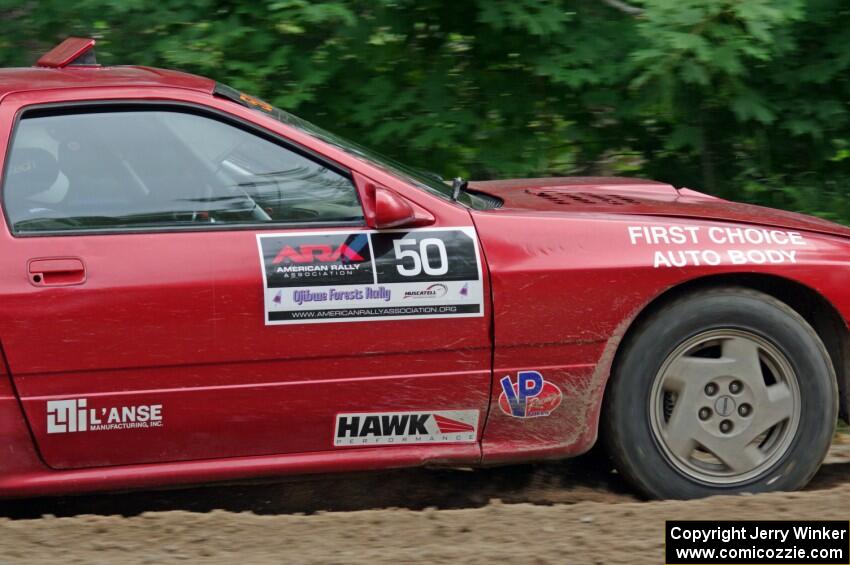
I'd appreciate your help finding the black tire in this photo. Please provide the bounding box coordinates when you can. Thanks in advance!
[602,287,837,499]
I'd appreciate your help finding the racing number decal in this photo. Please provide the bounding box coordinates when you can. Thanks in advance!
[392,238,448,277]
[371,230,479,284]
[257,227,484,324]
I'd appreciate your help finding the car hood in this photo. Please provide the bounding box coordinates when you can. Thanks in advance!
[469,176,850,239]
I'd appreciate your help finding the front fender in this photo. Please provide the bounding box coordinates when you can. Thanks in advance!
[472,210,850,463]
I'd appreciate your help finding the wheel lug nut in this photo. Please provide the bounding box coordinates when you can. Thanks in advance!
[704,383,718,396]
[729,380,743,394]
[738,403,752,417]
[720,419,734,434]
[698,407,712,421]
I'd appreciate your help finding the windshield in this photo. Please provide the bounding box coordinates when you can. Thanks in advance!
[214,84,482,208]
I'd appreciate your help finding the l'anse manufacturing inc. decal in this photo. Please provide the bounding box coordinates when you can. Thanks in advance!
[257,227,484,325]
[334,410,479,446]
[46,398,163,434]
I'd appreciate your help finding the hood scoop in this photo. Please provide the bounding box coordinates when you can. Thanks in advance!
[526,188,640,206]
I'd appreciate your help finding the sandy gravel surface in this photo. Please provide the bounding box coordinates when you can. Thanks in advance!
[0,436,847,564]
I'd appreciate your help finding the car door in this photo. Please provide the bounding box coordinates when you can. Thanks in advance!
[0,94,491,470]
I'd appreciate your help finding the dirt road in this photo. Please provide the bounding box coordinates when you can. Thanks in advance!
[0,437,847,564]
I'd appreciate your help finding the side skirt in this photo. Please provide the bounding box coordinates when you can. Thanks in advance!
[0,444,481,498]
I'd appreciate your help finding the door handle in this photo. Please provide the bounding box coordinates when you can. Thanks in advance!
[28,257,86,286]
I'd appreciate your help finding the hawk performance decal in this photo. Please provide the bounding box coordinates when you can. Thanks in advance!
[257,227,484,324]
[334,410,479,446]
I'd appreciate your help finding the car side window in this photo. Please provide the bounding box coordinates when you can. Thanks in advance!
[2,108,363,234]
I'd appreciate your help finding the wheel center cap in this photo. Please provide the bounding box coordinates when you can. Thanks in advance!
[715,395,736,417]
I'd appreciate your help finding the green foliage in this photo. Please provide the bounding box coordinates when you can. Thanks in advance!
[2,0,850,222]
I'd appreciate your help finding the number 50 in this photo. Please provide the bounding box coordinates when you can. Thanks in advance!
[393,238,449,276]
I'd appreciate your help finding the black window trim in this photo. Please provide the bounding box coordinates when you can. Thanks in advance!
[1,99,367,238]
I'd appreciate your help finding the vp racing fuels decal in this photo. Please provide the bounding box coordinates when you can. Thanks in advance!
[257,228,483,324]
[334,410,479,446]
[499,371,563,418]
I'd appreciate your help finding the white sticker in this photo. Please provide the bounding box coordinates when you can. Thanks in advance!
[257,227,484,324]
[334,410,479,446]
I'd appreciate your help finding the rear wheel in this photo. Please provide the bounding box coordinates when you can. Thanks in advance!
[602,287,837,499]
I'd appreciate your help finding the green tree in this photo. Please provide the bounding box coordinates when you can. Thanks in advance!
[1,0,850,222]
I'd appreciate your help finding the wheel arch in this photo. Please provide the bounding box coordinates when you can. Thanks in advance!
[604,272,850,424]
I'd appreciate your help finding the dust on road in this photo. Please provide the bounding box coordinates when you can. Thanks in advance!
[0,437,847,564]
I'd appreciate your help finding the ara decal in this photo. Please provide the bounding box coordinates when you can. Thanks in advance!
[498,371,562,418]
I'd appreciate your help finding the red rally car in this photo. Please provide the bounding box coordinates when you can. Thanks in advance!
[0,38,847,499]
